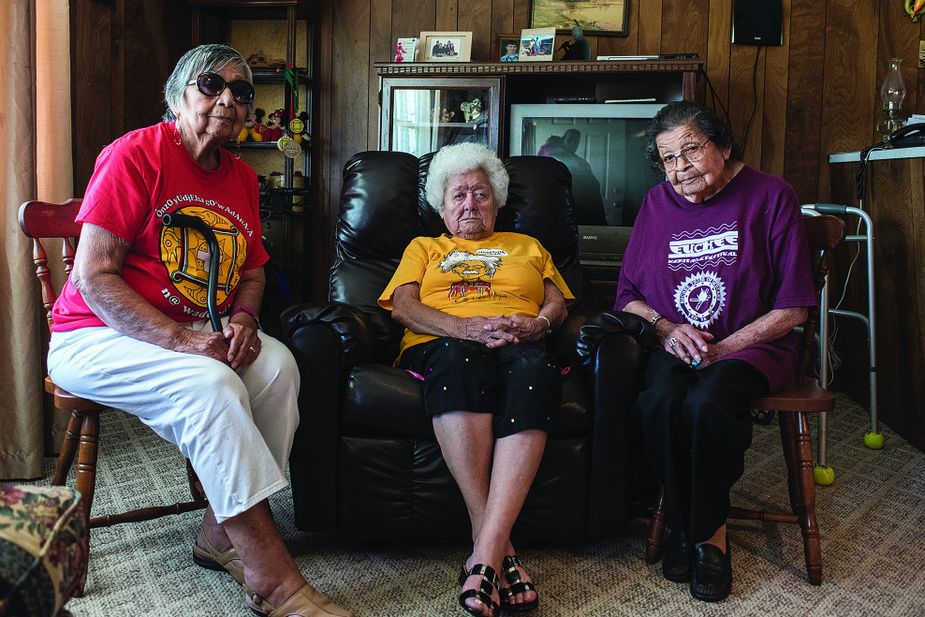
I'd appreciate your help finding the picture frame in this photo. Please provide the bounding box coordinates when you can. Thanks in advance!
[394,37,418,63]
[530,0,629,37]
[497,33,521,63]
[419,31,473,63]
[519,27,556,62]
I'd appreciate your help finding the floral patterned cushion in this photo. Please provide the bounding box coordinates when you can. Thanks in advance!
[0,485,87,617]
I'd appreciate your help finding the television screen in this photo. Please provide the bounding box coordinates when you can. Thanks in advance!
[509,103,665,229]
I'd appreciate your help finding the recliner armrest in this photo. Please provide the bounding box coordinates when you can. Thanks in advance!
[281,301,385,533]
[282,301,378,368]
[564,309,651,537]
[573,310,653,368]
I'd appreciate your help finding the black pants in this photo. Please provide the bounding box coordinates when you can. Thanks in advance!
[399,338,560,439]
[634,349,769,543]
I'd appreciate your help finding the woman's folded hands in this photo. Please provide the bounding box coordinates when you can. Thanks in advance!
[465,314,546,348]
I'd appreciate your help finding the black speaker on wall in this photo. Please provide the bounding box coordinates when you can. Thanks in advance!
[731,0,783,46]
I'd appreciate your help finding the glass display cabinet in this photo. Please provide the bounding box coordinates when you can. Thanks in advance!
[380,77,501,156]
[189,0,315,332]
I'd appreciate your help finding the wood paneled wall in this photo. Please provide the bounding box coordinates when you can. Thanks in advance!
[71,0,925,303]
[71,0,191,192]
[310,0,925,297]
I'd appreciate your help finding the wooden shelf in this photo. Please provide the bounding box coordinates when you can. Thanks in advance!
[252,68,310,84]
[224,141,309,150]
[376,59,703,77]
[394,121,488,129]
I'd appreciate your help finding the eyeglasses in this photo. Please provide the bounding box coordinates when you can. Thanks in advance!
[186,72,255,105]
[658,139,711,171]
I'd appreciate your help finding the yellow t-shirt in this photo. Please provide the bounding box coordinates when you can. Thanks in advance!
[378,232,574,356]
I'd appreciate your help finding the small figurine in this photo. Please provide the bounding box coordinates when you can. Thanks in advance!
[292,111,310,144]
[252,108,267,142]
[460,98,483,123]
[440,108,455,123]
[561,21,591,61]
[263,108,284,141]
[267,171,284,189]
[246,49,270,70]
[239,112,252,142]
[239,111,262,142]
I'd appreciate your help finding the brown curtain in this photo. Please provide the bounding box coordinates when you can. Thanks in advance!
[0,0,72,480]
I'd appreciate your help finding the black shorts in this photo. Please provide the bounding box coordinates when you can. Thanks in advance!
[399,337,561,438]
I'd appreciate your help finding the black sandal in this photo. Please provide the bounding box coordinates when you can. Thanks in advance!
[458,563,501,617]
[499,555,539,613]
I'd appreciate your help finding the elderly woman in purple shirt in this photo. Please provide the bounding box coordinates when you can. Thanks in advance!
[615,101,817,602]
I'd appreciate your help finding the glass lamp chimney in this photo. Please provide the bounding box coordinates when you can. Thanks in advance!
[877,58,907,140]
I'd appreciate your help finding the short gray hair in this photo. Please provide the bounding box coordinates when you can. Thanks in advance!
[425,142,509,213]
[644,100,742,170]
[163,44,253,121]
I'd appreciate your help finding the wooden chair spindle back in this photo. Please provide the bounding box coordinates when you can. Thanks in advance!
[18,199,83,333]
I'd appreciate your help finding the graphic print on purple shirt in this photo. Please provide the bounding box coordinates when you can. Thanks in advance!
[667,223,738,328]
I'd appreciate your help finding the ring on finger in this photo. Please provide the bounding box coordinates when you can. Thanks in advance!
[667,337,679,348]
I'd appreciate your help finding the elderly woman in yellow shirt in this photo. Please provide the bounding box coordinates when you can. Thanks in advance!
[379,143,573,617]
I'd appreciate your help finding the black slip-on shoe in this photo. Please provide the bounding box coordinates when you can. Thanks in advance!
[661,530,692,582]
[690,543,732,602]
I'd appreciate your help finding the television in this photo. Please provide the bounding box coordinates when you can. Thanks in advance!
[508,103,666,266]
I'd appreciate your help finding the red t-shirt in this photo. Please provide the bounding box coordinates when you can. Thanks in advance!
[52,122,269,331]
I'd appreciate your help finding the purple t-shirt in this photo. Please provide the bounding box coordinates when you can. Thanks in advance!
[615,165,817,392]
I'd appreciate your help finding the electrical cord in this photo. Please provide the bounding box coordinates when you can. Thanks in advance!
[697,47,759,147]
[697,67,732,131]
[855,144,888,201]
[831,216,864,310]
[819,215,865,387]
[740,46,762,152]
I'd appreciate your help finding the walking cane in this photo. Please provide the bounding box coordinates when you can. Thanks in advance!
[161,212,222,332]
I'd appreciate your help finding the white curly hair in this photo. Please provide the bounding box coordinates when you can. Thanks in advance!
[424,142,509,213]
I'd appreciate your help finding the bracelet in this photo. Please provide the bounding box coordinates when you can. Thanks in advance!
[649,311,663,326]
[537,314,553,334]
[231,305,260,323]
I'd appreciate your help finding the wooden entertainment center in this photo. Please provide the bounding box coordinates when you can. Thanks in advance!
[375,59,704,309]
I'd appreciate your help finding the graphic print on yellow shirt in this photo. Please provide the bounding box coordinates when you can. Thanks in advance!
[159,205,247,316]
[379,232,574,357]
[441,248,504,301]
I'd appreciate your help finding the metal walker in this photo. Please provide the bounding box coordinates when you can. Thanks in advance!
[802,204,881,486]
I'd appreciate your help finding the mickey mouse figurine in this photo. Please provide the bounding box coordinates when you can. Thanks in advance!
[263,108,284,142]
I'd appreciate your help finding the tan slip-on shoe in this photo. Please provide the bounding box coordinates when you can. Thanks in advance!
[192,527,245,585]
[244,582,355,617]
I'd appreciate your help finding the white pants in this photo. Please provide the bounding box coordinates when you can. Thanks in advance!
[47,318,300,523]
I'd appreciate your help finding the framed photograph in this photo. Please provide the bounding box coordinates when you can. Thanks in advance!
[419,31,473,62]
[519,27,556,62]
[394,37,417,63]
[530,0,629,37]
[497,33,521,62]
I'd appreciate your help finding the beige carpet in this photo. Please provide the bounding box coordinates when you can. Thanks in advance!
[28,394,925,616]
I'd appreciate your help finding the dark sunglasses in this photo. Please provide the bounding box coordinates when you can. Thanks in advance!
[186,72,255,105]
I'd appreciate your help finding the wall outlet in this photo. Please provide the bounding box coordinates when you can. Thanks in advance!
[920,40,925,69]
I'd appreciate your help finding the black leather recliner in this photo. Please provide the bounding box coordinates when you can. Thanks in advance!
[282,150,648,542]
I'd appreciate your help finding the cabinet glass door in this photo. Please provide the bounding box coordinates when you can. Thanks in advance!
[381,77,500,156]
